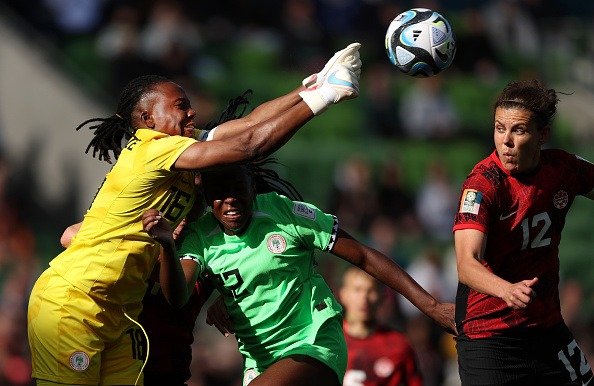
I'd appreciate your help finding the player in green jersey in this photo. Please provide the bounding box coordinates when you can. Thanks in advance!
[142,161,456,386]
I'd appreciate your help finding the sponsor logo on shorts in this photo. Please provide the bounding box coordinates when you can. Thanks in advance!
[69,351,90,371]
[553,190,568,209]
[244,368,259,385]
[459,189,482,215]
[293,202,316,220]
[267,234,287,254]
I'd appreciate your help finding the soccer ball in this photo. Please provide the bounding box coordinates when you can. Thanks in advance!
[385,8,456,77]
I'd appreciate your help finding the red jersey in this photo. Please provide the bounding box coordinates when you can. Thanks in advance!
[343,324,422,386]
[139,279,212,383]
[453,149,594,339]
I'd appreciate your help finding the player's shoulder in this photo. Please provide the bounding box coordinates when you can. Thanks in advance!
[465,154,506,193]
[541,148,582,165]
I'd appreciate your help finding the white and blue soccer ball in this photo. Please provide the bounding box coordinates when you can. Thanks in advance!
[385,8,456,77]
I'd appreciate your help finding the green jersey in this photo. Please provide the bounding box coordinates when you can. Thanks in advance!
[179,192,346,379]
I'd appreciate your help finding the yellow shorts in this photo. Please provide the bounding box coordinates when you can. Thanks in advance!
[28,268,146,385]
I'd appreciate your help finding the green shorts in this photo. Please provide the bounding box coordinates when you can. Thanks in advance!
[243,315,347,385]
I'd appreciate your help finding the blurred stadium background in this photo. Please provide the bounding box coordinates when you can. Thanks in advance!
[0,0,593,385]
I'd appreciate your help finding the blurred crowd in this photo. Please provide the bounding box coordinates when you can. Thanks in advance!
[2,0,594,385]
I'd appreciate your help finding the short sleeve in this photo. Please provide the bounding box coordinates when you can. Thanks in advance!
[574,154,594,196]
[266,193,339,252]
[453,170,496,234]
[145,135,197,171]
[177,221,207,276]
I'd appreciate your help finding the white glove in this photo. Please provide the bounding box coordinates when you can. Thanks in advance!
[299,65,359,115]
[302,42,362,88]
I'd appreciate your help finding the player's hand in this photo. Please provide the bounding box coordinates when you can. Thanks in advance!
[299,64,359,115]
[502,277,538,309]
[302,42,362,88]
[433,302,457,335]
[172,218,187,241]
[142,209,174,245]
[206,295,234,337]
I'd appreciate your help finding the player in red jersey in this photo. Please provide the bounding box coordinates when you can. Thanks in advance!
[340,267,422,386]
[453,79,594,386]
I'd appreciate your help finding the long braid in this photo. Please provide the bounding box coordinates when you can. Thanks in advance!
[206,90,303,201]
[249,158,303,201]
[204,89,253,131]
[76,75,170,163]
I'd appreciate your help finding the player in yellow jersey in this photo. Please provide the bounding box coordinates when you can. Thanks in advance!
[28,42,363,386]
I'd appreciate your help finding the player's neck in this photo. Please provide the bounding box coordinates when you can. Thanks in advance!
[345,319,375,339]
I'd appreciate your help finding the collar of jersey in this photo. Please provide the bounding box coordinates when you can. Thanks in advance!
[135,128,170,141]
[490,149,542,178]
[490,150,511,176]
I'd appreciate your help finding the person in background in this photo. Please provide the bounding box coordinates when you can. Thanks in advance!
[340,267,422,386]
[453,79,594,386]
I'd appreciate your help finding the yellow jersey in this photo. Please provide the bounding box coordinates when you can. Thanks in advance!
[50,129,197,306]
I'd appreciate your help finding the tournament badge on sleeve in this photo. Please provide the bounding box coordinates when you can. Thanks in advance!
[459,189,482,215]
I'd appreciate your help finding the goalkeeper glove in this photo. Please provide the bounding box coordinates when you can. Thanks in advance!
[299,65,359,115]
[302,42,362,88]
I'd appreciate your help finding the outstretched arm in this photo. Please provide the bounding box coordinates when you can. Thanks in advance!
[173,43,362,171]
[455,228,537,310]
[331,228,456,334]
[206,88,305,141]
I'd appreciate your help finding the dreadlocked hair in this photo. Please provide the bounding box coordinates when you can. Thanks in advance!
[202,90,303,201]
[204,89,253,131]
[76,75,170,163]
[248,158,303,201]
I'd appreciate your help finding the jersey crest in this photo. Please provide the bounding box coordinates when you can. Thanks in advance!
[266,234,287,254]
[69,351,90,371]
[553,190,568,209]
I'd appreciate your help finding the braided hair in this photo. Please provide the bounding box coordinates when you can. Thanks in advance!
[76,75,170,163]
[204,90,303,201]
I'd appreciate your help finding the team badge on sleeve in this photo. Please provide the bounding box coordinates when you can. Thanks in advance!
[459,189,483,215]
[293,202,316,220]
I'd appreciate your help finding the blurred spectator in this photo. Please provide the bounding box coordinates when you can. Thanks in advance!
[41,0,106,38]
[375,160,416,224]
[482,0,540,62]
[96,3,150,93]
[366,215,401,260]
[0,157,39,386]
[363,63,404,138]
[415,160,458,242]
[400,247,448,319]
[406,314,445,386]
[139,0,203,78]
[279,0,326,72]
[328,155,378,237]
[399,77,460,139]
[453,8,500,81]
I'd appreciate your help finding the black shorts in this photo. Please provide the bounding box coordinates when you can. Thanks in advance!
[456,323,593,386]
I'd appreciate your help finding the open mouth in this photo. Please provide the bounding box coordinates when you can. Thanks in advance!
[223,209,242,221]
